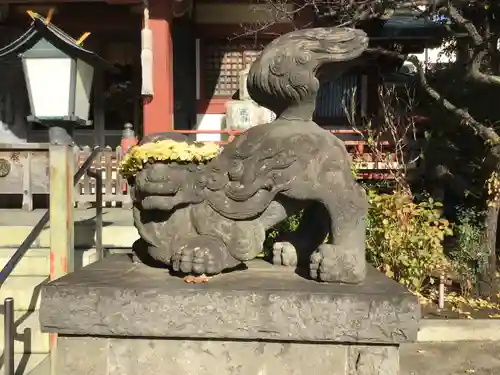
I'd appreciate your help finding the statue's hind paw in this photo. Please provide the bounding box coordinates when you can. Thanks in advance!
[272,242,298,266]
[172,236,226,276]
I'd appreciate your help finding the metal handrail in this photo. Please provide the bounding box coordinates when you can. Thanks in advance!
[0,147,101,286]
[1,147,103,375]
[3,297,14,375]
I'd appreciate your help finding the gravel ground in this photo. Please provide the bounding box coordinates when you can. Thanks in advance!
[401,342,500,375]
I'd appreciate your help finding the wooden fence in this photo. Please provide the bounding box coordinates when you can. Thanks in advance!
[74,145,131,208]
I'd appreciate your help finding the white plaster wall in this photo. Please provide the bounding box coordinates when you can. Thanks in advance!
[195,114,224,142]
[408,8,456,67]
[411,41,456,65]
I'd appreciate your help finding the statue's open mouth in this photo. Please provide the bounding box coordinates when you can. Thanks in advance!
[141,195,180,211]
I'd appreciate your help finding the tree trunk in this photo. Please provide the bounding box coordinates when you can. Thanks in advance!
[480,204,500,297]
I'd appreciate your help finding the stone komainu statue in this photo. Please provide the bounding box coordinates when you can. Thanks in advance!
[131,27,369,283]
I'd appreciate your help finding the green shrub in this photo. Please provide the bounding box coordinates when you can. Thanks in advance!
[448,207,488,297]
[365,191,453,292]
[262,214,301,257]
[261,191,453,294]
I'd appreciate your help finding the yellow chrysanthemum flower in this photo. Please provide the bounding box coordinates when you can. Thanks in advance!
[119,140,220,178]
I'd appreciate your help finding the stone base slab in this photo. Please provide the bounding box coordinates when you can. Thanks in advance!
[42,255,418,375]
[40,255,419,343]
[56,336,399,375]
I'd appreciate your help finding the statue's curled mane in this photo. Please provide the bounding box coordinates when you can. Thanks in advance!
[247,27,369,116]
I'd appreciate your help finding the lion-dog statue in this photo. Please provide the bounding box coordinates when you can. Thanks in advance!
[130,27,369,283]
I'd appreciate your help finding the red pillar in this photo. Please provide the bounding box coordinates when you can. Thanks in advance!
[142,0,174,135]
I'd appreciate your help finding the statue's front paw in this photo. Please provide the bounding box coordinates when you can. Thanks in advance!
[272,242,298,266]
[172,237,226,276]
[310,244,365,283]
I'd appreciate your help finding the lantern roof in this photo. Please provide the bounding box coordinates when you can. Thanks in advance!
[0,12,116,72]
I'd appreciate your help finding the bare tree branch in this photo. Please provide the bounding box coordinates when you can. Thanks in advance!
[469,49,500,85]
[447,4,500,85]
[344,84,419,195]
[408,55,500,143]
[448,5,484,45]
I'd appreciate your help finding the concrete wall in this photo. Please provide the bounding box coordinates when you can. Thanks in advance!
[55,336,399,375]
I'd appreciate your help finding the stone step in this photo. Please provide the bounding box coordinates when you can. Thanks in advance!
[0,248,100,277]
[0,311,49,354]
[0,225,138,249]
[0,248,100,311]
[0,276,47,311]
[0,353,49,375]
[0,249,101,356]
[0,249,49,276]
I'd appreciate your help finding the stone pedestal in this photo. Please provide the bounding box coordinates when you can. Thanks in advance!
[40,255,420,375]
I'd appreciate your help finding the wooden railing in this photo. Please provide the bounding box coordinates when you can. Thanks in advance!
[74,145,131,208]
[1,149,104,375]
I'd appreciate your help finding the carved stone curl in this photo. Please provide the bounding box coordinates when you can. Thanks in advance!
[130,27,369,283]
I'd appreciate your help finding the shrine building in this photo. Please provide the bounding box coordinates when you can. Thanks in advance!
[0,0,446,147]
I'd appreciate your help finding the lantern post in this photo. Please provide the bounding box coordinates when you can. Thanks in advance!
[0,13,115,278]
[0,13,116,375]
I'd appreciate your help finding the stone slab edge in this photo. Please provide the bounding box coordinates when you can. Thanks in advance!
[418,319,500,342]
[39,256,421,344]
[40,285,419,344]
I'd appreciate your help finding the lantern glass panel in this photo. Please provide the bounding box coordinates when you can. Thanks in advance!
[73,58,94,121]
[23,56,73,118]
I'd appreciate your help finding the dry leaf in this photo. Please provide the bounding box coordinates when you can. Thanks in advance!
[184,274,210,284]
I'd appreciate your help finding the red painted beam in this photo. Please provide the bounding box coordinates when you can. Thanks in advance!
[142,0,174,134]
